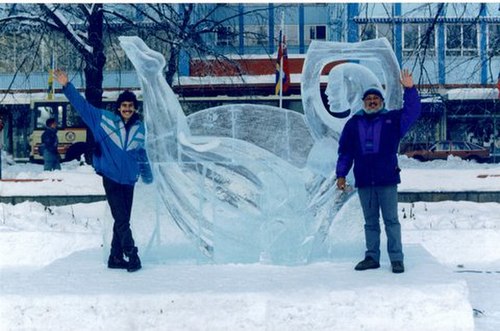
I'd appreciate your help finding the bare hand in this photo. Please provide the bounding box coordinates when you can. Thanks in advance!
[336,177,346,190]
[54,69,69,87]
[400,69,414,88]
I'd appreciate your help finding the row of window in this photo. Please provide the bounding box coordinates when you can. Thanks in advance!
[358,23,499,56]
[0,22,498,73]
[217,23,500,57]
[217,24,327,47]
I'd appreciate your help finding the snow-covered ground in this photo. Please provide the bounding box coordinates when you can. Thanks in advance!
[1,154,499,330]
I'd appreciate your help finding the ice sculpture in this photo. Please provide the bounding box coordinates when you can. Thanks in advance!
[118,36,401,264]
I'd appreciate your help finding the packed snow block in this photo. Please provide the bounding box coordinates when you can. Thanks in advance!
[0,244,473,330]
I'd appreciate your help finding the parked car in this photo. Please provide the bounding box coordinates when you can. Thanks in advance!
[403,141,490,162]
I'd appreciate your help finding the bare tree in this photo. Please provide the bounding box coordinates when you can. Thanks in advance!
[0,4,108,107]
[0,3,276,161]
[108,3,273,86]
[0,3,276,98]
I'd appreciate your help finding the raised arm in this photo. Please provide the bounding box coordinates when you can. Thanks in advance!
[400,69,414,88]
[399,69,421,136]
[54,69,69,87]
[54,69,103,130]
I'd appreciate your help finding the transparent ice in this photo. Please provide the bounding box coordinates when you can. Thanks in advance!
[119,36,402,264]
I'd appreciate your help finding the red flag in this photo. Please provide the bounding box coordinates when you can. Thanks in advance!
[275,31,290,95]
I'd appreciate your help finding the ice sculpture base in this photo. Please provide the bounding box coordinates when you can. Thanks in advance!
[1,245,473,330]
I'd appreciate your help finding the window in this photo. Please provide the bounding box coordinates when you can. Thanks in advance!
[359,23,393,45]
[403,23,436,56]
[451,142,466,151]
[304,25,327,45]
[65,104,84,128]
[488,24,500,56]
[310,25,326,40]
[216,26,237,46]
[273,25,298,46]
[245,25,268,46]
[360,23,376,41]
[446,23,478,56]
[435,142,450,151]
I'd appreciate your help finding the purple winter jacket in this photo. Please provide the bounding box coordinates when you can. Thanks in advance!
[335,87,421,188]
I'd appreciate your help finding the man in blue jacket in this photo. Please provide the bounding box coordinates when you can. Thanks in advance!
[336,69,421,274]
[54,69,153,272]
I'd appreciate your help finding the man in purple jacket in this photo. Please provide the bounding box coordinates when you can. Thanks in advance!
[335,69,421,274]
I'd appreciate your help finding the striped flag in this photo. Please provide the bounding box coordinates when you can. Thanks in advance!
[275,30,290,96]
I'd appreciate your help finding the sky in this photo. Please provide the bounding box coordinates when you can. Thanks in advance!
[0,154,499,330]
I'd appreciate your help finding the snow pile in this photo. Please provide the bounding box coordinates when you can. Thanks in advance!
[1,159,499,330]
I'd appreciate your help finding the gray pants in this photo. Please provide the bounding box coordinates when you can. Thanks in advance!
[358,185,403,262]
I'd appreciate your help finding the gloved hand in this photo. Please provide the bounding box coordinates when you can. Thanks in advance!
[139,160,153,184]
[133,148,153,184]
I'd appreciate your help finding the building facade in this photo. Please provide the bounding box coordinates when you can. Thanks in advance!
[0,3,499,160]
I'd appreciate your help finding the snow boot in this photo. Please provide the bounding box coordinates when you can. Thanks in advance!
[391,261,405,274]
[354,256,380,271]
[107,255,128,269]
[125,247,142,272]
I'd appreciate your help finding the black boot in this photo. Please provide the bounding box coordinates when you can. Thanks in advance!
[354,256,380,271]
[391,261,405,274]
[107,255,128,269]
[125,247,142,272]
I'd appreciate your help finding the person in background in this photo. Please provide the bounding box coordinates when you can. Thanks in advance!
[335,69,421,274]
[41,118,61,171]
[0,117,4,179]
[53,69,153,273]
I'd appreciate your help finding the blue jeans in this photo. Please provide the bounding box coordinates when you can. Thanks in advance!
[357,185,403,262]
[43,151,61,171]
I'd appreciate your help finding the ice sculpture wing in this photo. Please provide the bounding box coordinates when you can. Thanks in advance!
[302,38,402,140]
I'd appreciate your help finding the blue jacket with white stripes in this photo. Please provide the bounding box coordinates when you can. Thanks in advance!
[63,82,151,186]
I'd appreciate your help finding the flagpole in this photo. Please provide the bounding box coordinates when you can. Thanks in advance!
[48,50,55,100]
[279,11,285,109]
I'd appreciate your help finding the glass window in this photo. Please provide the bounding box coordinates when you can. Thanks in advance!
[436,142,450,150]
[446,24,461,56]
[360,23,376,41]
[420,24,435,50]
[304,25,327,45]
[313,26,326,40]
[403,24,436,56]
[36,106,55,129]
[359,23,393,45]
[376,24,393,44]
[65,104,85,128]
[462,23,477,56]
[446,23,477,56]
[216,26,237,46]
[273,25,298,46]
[35,105,62,129]
[488,24,500,55]
[404,24,419,50]
[245,25,268,46]
[452,142,465,150]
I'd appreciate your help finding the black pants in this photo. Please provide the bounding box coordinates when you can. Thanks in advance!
[103,176,135,257]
